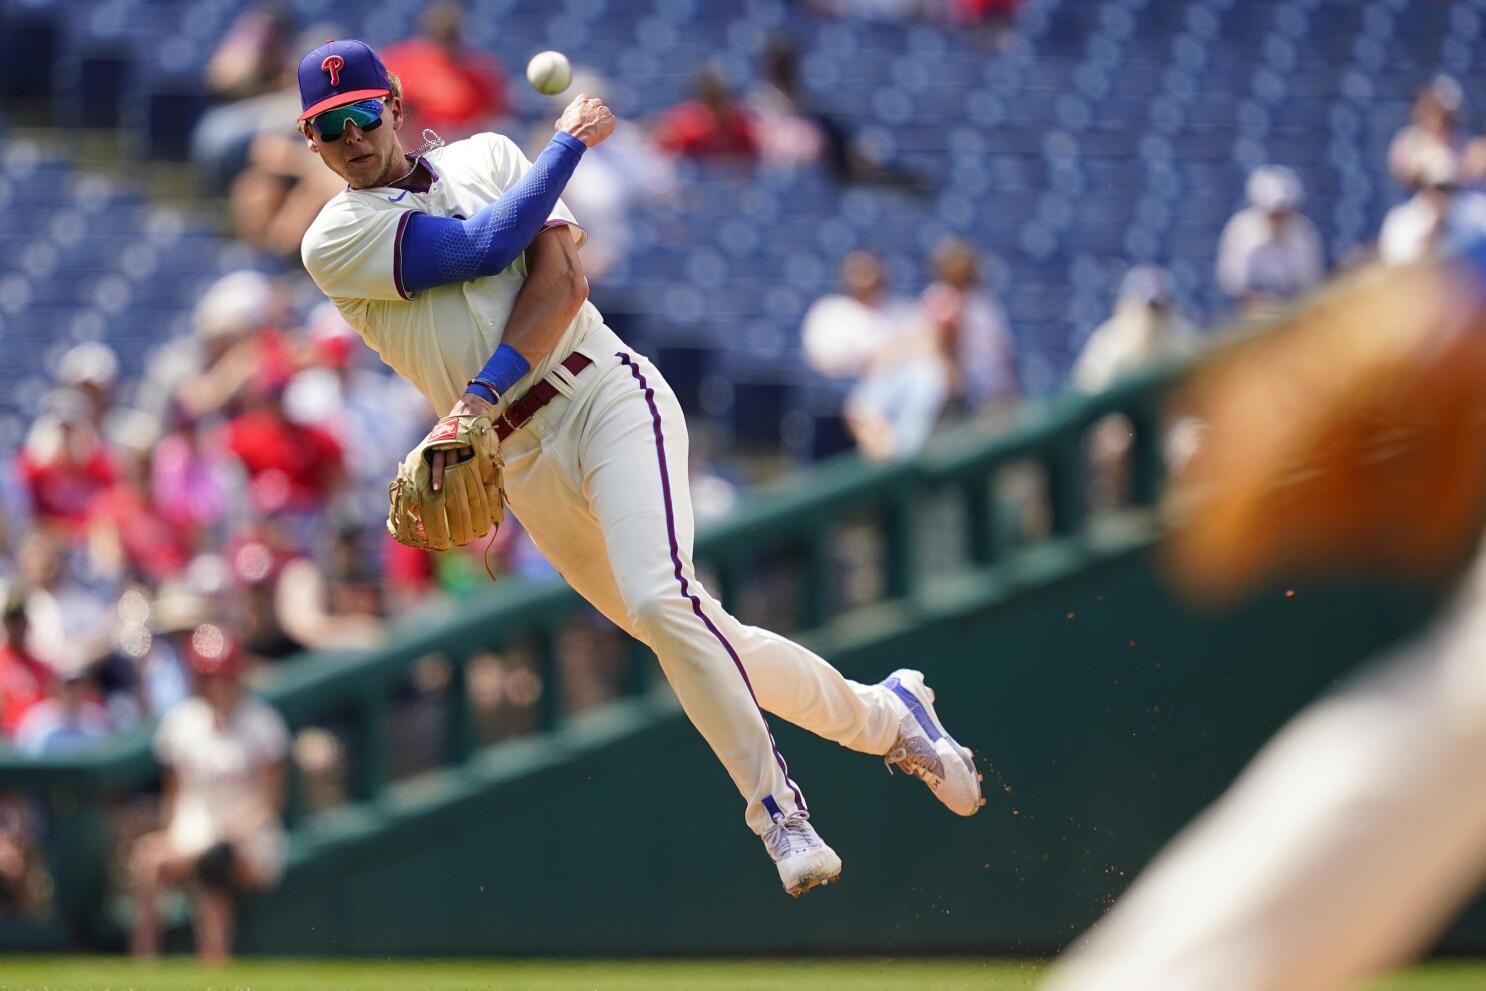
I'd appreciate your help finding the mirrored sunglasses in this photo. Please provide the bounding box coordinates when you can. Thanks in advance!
[312,99,386,141]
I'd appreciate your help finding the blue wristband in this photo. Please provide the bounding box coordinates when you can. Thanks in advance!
[475,343,532,398]
[465,380,499,404]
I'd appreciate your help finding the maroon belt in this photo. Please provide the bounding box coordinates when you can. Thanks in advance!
[493,351,593,440]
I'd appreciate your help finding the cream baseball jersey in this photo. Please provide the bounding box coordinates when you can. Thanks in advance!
[301,132,599,412]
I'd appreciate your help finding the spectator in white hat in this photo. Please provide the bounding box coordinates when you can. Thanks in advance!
[1216,165,1325,315]
[1073,266,1197,394]
[56,342,120,432]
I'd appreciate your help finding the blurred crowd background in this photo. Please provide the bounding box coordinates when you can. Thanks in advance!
[0,0,1483,949]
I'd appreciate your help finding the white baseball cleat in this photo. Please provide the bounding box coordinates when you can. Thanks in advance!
[881,668,985,817]
[762,810,842,897]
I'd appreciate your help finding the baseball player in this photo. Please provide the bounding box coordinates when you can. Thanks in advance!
[294,39,982,897]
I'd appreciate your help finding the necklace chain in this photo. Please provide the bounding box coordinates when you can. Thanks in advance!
[389,158,420,187]
[387,129,446,190]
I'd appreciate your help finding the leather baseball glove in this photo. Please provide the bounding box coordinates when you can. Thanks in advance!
[387,413,504,552]
[1163,257,1486,604]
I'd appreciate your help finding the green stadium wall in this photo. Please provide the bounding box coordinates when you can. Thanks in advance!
[234,545,1458,956]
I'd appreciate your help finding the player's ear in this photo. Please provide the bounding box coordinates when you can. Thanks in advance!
[299,123,321,155]
[389,96,405,131]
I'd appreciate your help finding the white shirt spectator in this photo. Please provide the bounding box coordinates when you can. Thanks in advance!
[1380,193,1449,267]
[1381,149,1460,266]
[1074,306,1197,394]
[1217,166,1325,306]
[154,695,289,878]
[1381,190,1486,267]
[1216,210,1324,303]
[802,293,920,380]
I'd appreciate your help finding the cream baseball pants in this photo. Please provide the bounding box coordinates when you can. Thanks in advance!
[500,326,904,835]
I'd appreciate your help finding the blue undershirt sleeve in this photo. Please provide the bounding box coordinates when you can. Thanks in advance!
[399,132,587,294]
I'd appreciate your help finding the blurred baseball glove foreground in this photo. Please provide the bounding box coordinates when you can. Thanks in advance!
[387,413,505,552]
[1163,255,1486,604]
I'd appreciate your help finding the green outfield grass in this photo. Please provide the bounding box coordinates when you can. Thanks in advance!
[0,957,1482,990]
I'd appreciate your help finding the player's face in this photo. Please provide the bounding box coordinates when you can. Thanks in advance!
[304,96,406,189]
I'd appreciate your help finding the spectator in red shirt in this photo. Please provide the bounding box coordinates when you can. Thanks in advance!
[0,591,55,739]
[223,378,344,517]
[89,425,193,584]
[654,71,759,161]
[15,391,117,536]
[382,2,508,140]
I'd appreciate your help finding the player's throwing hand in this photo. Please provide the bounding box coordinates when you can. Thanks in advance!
[556,94,616,148]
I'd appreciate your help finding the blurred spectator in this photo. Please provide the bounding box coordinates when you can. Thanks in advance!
[1216,165,1324,314]
[91,598,150,731]
[1073,266,1200,510]
[223,376,345,520]
[273,525,385,652]
[189,5,302,188]
[14,667,110,755]
[803,251,948,461]
[1072,266,1197,394]
[0,590,54,739]
[228,525,308,663]
[803,250,919,379]
[204,4,295,102]
[283,303,430,517]
[748,40,830,169]
[148,271,290,424]
[654,71,760,161]
[14,390,117,536]
[533,70,677,283]
[56,342,120,432]
[382,2,508,140]
[151,412,246,549]
[230,129,349,258]
[919,238,1018,415]
[89,413,192,584]
[15,531,112,670]
[198,23,348,257]
[130,626,288,962]
[142,585,213,717]
[748,39,929,192]
[383,535,439,608]
[1381,149,1457,266]
[1378,149,1486,267]
[1388,75,1469,191]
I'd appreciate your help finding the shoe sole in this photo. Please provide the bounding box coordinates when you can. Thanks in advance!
[786,868,843,898]
[888,669,986,815]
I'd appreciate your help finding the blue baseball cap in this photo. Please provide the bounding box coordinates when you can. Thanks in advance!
[298,39,392,122]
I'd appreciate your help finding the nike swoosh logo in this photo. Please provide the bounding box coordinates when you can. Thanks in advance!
[386,190,409,202]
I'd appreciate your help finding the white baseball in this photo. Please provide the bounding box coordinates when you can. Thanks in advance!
[526,50,573,96]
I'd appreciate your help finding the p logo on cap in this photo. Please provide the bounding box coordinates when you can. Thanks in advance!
[297,39,392,122]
